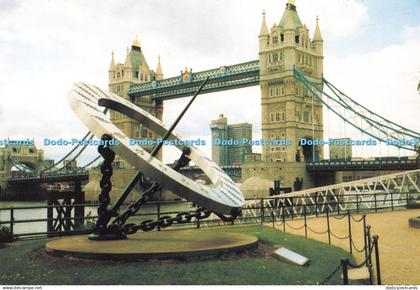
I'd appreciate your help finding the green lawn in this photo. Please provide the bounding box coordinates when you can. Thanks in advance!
[0,225,354,285]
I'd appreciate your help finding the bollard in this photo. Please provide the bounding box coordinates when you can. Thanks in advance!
[373,235,381,285]
[304,206,308,238]
[347,211,352,254]
[363,215,368,262]
[326,208,331,245]
[157,202,161,231]
[391,192,394,211]
[271,211,275,228]
[374,194,377,213]
[282,206,286,233]
[367,225,373,284]
[260,198,264,225]
[356,194,360,214]
[342,259,349,285]
[10,208,14,237]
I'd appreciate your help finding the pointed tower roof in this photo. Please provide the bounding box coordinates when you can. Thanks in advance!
[259,10,269,37]
[156,54,163,76]
[108,51,116,72]
[279,0,303,31]
[313,16,323,41]
[124,49,132,68]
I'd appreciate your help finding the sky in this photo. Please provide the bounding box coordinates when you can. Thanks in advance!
[0,0,419,165]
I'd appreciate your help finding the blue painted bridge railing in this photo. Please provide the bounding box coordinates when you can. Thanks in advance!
[128,60,260,100]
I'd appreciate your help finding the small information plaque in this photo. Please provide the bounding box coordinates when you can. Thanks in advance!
[273,247,310,266]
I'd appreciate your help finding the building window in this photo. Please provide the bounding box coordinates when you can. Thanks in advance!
[141,129,148,138]
[134,125,141,138]
[275,88,279,96]
[272,53,278,62]
[273,36,278,44]
[281,112,286,121]
[295,35,300,44]
[275,113,280,122]
[280,34,284,42]
[270,114,274,123]
[303,112,309,123]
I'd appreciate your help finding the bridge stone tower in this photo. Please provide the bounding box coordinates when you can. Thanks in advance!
[243,0,324,191]
[0,142,46,195]
[83,38,167,202]
[108,38,164,160]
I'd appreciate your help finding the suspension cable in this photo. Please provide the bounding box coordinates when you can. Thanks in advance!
[294,69,418,151]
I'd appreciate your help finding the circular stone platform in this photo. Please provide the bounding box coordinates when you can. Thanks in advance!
[45,229,258,260]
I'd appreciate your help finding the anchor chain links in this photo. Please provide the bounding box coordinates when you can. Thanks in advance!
[93,144,241,235]
[122,208,241,235]
[123,208,212,234]
[112,146,192,228]
[93,134,115,235]
[112,182,161,227]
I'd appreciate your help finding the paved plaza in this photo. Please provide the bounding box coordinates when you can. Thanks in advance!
[273,209,420,284]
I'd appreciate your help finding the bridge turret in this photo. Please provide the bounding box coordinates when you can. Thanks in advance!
[155,55,164,81]
[108,51,116,83]
[123,48,133,82]
[312,16,324,79]
[313,17,323,55]
[259,11,269,51]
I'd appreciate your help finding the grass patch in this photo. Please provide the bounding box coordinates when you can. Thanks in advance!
[0,225,353,285]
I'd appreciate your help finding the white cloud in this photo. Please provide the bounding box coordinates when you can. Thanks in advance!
[401,23,420,42]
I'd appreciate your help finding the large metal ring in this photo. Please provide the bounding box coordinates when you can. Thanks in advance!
[67,83,244,215]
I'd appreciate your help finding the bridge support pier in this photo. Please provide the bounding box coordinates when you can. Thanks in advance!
[47,188,85,236]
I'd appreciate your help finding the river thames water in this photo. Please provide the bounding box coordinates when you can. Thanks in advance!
[0,201,193,236]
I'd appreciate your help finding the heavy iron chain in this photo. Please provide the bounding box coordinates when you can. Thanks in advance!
[112,147,192,228]
[112,179,161,227]
[122,207,213,234]
[319,261,344,285]
[121,206,240,235]
[92,134,115,236]
[96,144,240,235]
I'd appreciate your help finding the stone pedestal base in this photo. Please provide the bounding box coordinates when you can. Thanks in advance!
[45,229,258,260]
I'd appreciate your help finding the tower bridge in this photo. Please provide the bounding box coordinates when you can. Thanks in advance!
[106,0,419,191]
[3,0,419,199]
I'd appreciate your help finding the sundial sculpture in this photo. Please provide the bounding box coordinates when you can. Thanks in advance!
[67,79,244,240]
